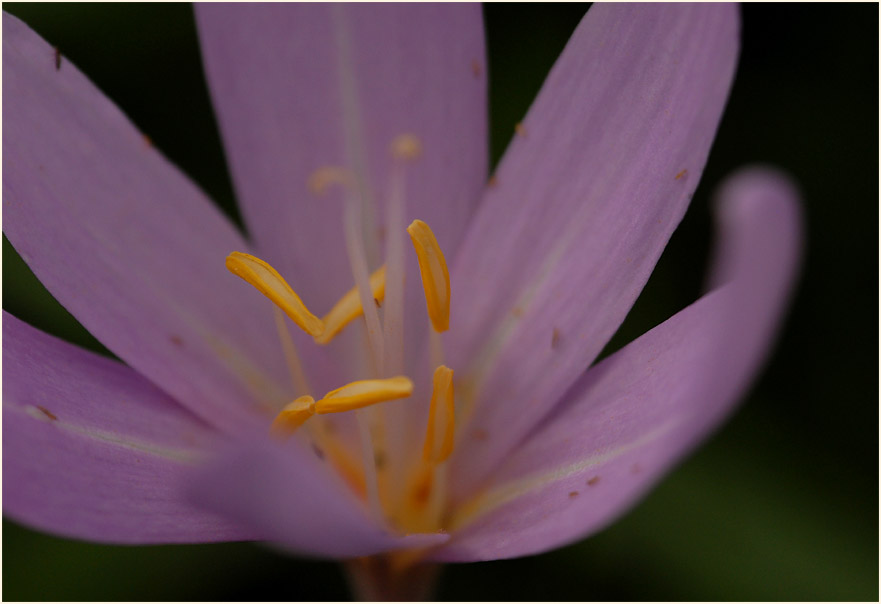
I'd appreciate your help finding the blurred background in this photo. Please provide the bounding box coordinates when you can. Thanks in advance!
[3,3,877,600]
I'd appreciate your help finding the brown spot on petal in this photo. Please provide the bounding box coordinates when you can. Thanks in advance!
[374,450,386,469]
[511,306,524,318]
[471,59,482,77]
[487,175,498,188]
[587,476,600,486]
[37,406,57,421]
[472,428,489,442]
[169,334,184,348]
[143,134,153,148]
[311,444,326,460]
[675,169,688,180]
[630,463,642,475]
[551,328,562,350]
[568,491,579,499]
[255,401,274,415]
[515,122,527,138]
[374,297,382,309]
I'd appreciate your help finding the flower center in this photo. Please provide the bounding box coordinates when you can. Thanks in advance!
[226,134,456,536]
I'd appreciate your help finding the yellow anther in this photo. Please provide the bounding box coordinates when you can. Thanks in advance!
[390,133,423,161]
[315,377,413,414]
[308,166,354,196]
[407,220,451,332]
[314,266,386,345]
[270,396,316,438]
[226,252,324,336]
[422,365,455,463]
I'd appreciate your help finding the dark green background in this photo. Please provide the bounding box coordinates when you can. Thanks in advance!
[3,3,877,600]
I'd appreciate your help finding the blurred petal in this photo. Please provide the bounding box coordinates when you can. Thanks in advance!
[195,4,487,310]
[434,167,802,561]
[2,313,252,544]
[188,440,449,559]
[2,14,293,434]
[449,3,740,496]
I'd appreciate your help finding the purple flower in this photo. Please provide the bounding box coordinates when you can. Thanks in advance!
[3,3,801,598]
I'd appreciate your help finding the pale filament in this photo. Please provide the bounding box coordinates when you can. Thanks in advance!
[430,329,445,376]
[343,189,386,520]
[273,307,311,397]
[308,163,388,521]
[382,133,423,508]
[383,136,421,377]
[340,166,388,522]
[343,188,385,369]
[331,2,381,270]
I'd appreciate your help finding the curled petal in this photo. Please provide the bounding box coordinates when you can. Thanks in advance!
[435,167,802,561]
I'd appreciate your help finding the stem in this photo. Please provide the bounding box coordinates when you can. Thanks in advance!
[345,557,441,601]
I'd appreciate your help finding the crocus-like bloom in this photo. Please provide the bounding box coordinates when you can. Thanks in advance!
[3,4,801,598]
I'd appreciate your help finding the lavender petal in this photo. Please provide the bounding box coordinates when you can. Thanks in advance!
[195,4,487,313]
[434,168,802,561]
[448,3,741,497]
[2,313,253,544]
[3,13,293,435]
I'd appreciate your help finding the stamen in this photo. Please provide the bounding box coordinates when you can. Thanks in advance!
[226,252,324,336]
[407,220,451,332]
[270,396,316,438]
[399,366,455,532]
[423,366,455,463]
[315,376,413,414]
[314,266,386,345]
